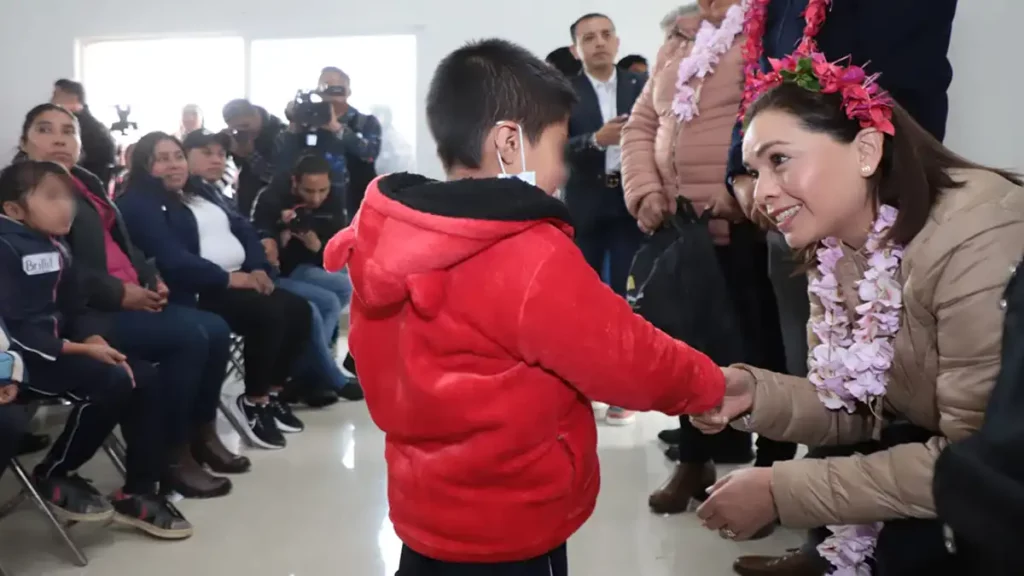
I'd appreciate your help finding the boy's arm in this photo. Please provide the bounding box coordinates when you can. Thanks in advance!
[516,243,725,415]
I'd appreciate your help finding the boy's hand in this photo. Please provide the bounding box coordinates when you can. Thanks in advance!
[83,343,127,366]
[0,383,18,405]
[298,231,322,253]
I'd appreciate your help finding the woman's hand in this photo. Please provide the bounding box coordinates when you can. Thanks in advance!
[121,283,165,312]
[637,193,673,234]
[690,366,755,434]
[696,467,778,540]
[251,270,275,295]
[229,271,258,291]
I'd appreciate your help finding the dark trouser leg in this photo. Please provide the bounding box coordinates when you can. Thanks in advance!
[111,307,216,446]
[118,359,165,493]
[718,225,798,466]
[199,288,311,398]
[575,226,609,282]
[607,216,644,297]
[0,404,31,480]
[24,354,133,480]
[766,231,811,377]
[396,543,568,576]
[874,519,961,576]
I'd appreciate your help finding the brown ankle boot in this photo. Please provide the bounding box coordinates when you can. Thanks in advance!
[192,423,252,474]
[648,462,716,514]
[733,549,829,576]
[165,444,232,499]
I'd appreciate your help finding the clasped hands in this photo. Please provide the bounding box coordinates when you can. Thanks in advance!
[691,367,779,540]
[635,188,745,246]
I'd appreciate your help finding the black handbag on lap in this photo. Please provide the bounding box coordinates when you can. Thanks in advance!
[625,198,745,366]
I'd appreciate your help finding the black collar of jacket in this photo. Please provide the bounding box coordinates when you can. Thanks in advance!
[377,173,573,226]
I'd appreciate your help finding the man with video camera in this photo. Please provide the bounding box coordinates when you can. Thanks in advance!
[252,155,362,400]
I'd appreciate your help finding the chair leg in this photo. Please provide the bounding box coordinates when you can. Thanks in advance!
[218,399,251,446]
[102,436,127,478]
[9,459,87,567]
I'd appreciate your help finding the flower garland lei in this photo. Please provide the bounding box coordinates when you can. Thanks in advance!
[671,1,747,122]
[807,204,904,575]
[737,0,832,123]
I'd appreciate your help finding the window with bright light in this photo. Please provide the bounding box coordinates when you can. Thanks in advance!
[249,35,417,171]
[81,37,245,143]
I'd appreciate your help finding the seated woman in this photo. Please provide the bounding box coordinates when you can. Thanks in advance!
[18,104,248,500]
[0,161,188,539]
[691,51,1024,574]
[116,132,313,451]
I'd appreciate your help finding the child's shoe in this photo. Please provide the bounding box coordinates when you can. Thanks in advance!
[605,407,636,426]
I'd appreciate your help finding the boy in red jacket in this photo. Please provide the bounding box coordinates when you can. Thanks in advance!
[324,38,725,575]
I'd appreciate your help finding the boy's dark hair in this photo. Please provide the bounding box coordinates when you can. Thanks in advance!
[222,99,257,122]
[0,160,74,210]
[292,154,331,179]
[618,55,648,70]
[426,38,578,171]
[54,79,86,103]
[570,13,612,42]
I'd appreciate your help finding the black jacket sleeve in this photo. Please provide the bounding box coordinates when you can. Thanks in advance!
[251,179,287,238]
[0,242,64,360]
[852,0,956,142]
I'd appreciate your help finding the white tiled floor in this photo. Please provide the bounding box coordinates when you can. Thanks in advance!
[0,383,801,576]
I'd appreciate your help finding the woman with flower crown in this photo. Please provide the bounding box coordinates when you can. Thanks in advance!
[622,0,799,517]
[689,46,1024,575]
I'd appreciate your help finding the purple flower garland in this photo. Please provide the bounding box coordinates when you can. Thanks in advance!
[807,204,903,574]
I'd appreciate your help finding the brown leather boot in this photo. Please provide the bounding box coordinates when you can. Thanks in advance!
[192,423,252,474]
[165,444,232,499]
[648,462,716,514]
[732,549,829,576]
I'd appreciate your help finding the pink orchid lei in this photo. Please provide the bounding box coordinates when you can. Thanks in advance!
[807,204,903,575]
[671,1,747,122]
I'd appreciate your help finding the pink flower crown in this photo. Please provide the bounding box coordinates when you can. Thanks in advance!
[750,46,896,136]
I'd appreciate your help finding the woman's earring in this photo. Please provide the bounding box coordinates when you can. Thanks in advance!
[861,165,871,176]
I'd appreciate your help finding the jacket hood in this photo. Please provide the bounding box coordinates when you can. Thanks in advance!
[324,173,573,316]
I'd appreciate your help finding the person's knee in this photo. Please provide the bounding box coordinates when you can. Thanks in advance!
[0,405,30,441]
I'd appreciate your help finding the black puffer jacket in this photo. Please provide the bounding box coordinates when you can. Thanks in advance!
[934,259,1023,575]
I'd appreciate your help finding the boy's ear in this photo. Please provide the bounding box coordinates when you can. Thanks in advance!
[493,123,521,170]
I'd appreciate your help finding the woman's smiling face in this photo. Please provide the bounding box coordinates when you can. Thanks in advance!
[742,109,881,249]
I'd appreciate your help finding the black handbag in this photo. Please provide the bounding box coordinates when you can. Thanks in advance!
[625,198,745,366]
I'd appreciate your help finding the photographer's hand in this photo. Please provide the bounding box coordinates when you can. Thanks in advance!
[324,118,343,134]
[299,231,322,253]
[281,209,297,224]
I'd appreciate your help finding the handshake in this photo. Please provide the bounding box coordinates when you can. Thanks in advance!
[690,366,756,433]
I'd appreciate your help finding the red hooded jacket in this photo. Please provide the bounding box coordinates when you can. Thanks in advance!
[324,174,725,563]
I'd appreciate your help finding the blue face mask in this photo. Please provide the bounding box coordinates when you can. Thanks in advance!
[495,123,537,187]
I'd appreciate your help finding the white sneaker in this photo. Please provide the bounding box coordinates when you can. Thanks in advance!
[592,402,610,420]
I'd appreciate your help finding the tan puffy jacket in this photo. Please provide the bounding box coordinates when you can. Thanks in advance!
[737,169,1024,528]
[621,19,745,217]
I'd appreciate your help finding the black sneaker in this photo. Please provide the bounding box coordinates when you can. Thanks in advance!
[111,491,193,540]
[269,396,305,433]
[236,395,286,449]
[337,381,365,401]
[341,353,358,382]
[32,473,114,522]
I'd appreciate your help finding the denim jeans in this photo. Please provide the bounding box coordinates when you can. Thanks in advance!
[289,264,352,337]
[276,277,347,391]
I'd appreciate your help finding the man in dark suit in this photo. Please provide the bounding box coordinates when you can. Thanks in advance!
[564,13,647,427]
[565,13,646,299]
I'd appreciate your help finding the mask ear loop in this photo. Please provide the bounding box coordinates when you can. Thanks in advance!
[494,122,526,175]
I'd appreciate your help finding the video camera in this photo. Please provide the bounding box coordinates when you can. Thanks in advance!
[286,206,331,233]
[289,90,333,130]
[109,105,138,136]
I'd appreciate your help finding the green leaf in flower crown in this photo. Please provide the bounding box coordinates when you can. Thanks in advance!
[797,76,822,91]
[796,57,814,75]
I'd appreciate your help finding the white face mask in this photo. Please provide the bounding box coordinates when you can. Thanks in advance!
[495,122,537,187]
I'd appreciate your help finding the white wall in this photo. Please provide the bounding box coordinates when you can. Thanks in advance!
[0,0,1020,177]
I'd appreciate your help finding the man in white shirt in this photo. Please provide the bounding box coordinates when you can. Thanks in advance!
[564,13,647,426]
